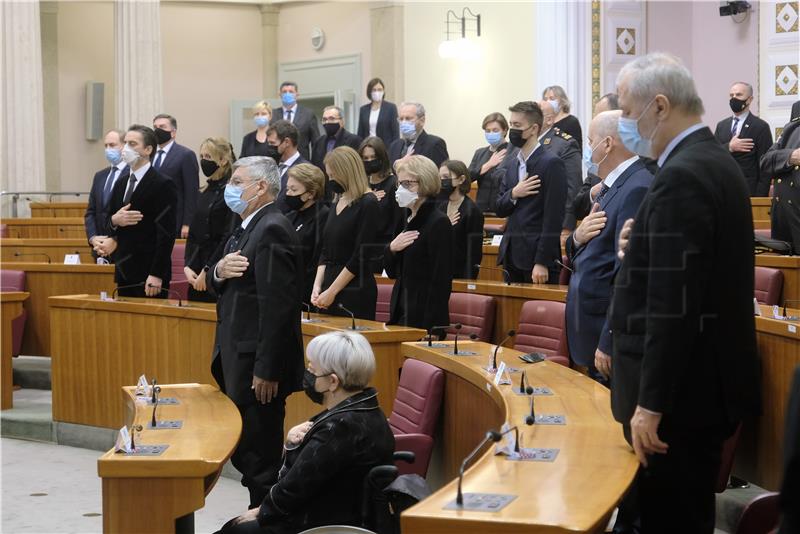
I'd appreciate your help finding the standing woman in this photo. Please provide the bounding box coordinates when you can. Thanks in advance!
[437,160,483,280]
[542,85,583,149]
[385,156,453,331]
[359,136,401,254]
[184,137,236,302]
[240,101,274,158]
[312,147,380,320]
[357,78,399,148]
[468,112,517,214]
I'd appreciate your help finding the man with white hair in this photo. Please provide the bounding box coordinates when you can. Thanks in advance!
[610,53,760,532]
[207,156,305,508]
[388,101,449,168]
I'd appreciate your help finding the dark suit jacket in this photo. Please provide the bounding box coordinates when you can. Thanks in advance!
[779,366,800,534]
[357,101,399,147]
[272,105,320,161]
[791,100,800,121]
[184,174,235,273]
[106,166,177,290]
[495,147,567,278]
[388,130,449,168]
[608,127,760,429]
[276,154,311,214]
[540,128,582,230]
[207,203,304,406]
[468,143,519,213]
[311,128,362,172]
[573,158,658,219]
[761,117,800,252]
[436,196,484,279]
[85,164,128,243]
[564,159,653,366]
[156,142,199,233]
[714,113,773,196]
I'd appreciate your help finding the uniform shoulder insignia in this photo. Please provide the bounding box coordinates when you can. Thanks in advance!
[543,138,551,145]
[560,132,572,140]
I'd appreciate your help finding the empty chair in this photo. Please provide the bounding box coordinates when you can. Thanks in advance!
[754,266,783,305]
[734,492,779,534]
[514,300,570,366]
[388,359,444,477]
[170,243,189,301]
[375,282,393,323]
[754,228,771,240]
[558,254,572,286]
[445,292,496,342]
[0,270,28,357]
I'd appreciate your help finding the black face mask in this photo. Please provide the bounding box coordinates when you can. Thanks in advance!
[729,97,748,113]
[508,128,527,148]
[154,127,172,145]
[323,123,340,138]
[265,145,281,162]
[329,179,346,195]
[284,192,306,212]
[302,369,330,405]
[440,179,454,195]
[363,159,383,175]
[200,158,219,178]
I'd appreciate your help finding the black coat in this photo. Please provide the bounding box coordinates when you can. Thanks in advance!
[553,115,583,149]
[184,174,235,274]
[287,201,330,303]
[714,112,773,196]
[609,127,761,429]
[388,130,449,168]
[468,143,519,214]
[310,128,363,172]
[369,174,402,248]
[85,164,128,243]
[791,100,800,121]
[256,388,395,533]
[540,128,582,230]
[156,142,199,233]
[240,130,271,158]
[207,204,305,406]
[385,199,453,331]
[272,106,321,161]
[106,165,177,292]
[761,117,800,252]
[436,196,483,279]
[357,101,400,147]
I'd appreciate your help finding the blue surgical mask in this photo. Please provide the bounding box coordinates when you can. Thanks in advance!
[105,148,122,165]
[582,137,609,176]
[281,92,296,107]
[224,182,257,215]
[399,120,417,139]
[617,98,659,158]
[548,99,560,114]
[254,116,269,128]
[485,131,503,146]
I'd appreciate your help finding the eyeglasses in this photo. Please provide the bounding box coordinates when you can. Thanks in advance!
[398,180,419,188]
[322,117,341,123]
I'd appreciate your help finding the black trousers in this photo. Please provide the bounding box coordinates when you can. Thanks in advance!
[504,263,559,285]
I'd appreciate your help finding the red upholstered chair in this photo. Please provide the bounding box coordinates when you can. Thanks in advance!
[514,300,570,366]
[558,255,572,286]
[0,224,7,238]
[754,228,771,240]
[375,282,393,323]
[734,492,780,534]
[1,270,28,357]
[754,266,783,305]
[445,293,496,342]
[715,422,743,493]
[170,243,189,301]
[388,358,444,477]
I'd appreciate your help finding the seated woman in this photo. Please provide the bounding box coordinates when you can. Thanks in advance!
[437,160,484,280]
[217,331,395,534]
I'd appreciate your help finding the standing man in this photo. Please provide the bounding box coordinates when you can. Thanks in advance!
[311,105,362,172]
[85,129,129,257]
[388,102,449,169]
[761,115,800,253]
[714,82,773,196]
[152,113,199,238]
[271,81,320,161]
[495,101,566,284]
[610,53,760,532]
[95,125,178,298]
[266,120,309,213]
[207,156,304,508]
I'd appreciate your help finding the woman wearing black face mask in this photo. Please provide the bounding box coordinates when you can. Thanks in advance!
[359,137,402,259]
[216,331,394,534]
[436,160,484,279]
[183,137,236,302]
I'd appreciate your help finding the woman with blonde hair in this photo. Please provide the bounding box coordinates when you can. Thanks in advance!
[311,146,380,319]
[240,100,274,158]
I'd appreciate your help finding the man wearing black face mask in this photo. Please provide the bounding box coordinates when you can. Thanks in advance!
[311,106,362,200]
[267,120,309,213]
[713,82,773,196]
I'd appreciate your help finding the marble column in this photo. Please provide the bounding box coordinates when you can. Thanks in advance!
[370,2,405,103]
[261,4,279,98]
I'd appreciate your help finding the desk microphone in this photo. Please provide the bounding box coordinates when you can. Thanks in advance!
[111,282,145,300]
[302,302,313,321]
[147,284,185,307]
[518,370,527,394]
[782,300,800,319]
[554,258,573,273]
[525,387,536,425]
[474,264,510,285]
[150,378,158,404]
[492,330,516,371]
[456,430,504,506]
[426,325,451,346]
[451,323,463,353]
[150,387,161,428]
[13,252,51,263]
[338,303,357,330]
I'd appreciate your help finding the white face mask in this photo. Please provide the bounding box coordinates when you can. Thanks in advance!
[121,144,141,165]
[395,185,418,208]
[371,90,384,103]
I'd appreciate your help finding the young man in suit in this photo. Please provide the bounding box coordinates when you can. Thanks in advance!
[713,82,773,196]
[152,114,200,238]
[495,101,567,284]
[95,125,178,298]
[388,101,449,169]
[271,81,320,161]
[85,129,128,258]
[266,120,309,213]
[206,156,304,508]
[311,105,362,174]
[610,53,760,532]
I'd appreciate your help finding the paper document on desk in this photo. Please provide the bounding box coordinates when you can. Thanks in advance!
[114,426,133,453]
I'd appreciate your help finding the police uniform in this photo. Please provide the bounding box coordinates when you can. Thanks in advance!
[761,116,800,252]
[539,127,582,230]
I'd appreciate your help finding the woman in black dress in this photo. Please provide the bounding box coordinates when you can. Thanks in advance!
[184,137,236,302]
[436,160,484,280]
[468,112,517,214]
[311,147,380,320]
[240,101,275,158]
[385,155,452,332]
[359,136,401,254]
[542,85,583,148]
[284,163,330,304]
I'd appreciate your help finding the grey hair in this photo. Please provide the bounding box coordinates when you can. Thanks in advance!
[732,81,754,98]
[592,110,623,141]
[399,101,426,119]
[232,156,280,197]
[323,105,343,118]
[617,52,705,116]
[306,331,376,391]
[542,85,571,113]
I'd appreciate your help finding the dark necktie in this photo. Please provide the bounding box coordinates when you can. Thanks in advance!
[154,150,165,169]
[103,167,118,206]
[595,182,611,205]
[731,117,739,137]
[287,110,293,123]
[122,174,138,204]
[224,226,245,255]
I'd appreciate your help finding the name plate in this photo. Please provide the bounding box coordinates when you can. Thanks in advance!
[149,420,182,430]
[444,493,516,512]
[118,444,169,456]
[506,447,560,462]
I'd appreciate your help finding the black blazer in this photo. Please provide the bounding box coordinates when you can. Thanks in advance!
[385,199,453,331]
[156,142,199,233]
[554,115,583,149]
[106,166,177,290]
[388,130,449,168]
[436,196,484,279]
[311,128,363,201]
[207,204,304,406]
[85,164,128,243]
[791,100,800,121]
[714,113,773,196]
[272,105,321,161]
[573,158,658,219]
[287,201,330,303]
[240,130,271,158]
[468,143,519,213]
[256,388,395,533]
[761,117,800,251]
[184,174,235,273]
[609,127,761,429]
[357,101,399,147]
[540,128,582,230]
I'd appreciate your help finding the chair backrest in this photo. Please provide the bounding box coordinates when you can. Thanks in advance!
[558,254,572,286]
[445,293,496,342]
[735,492,780,534]
[375,282,393,323]
[754,228,771,240]
[170,243,189,301]
[514,300,569,360]
[389,359,444,437]
[0,224,7,238]
[0,270,26,292]
[754,266,783,306]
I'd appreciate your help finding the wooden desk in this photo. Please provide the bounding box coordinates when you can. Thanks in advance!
[751,197,771,221]
[0,217,86,238]
[1,291,29,409]
[479,245,502,282]
[97,384,241,534]
[400,341,638,534]
[1,238,94,264]
[30,201,88,218]
[756,254,800,306]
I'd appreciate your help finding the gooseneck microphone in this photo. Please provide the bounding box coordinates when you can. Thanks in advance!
[474,264,510,285]
[146,284,184,307]
[491,330,516,371]
[111,282,146,301]
[782,300,800,319]
[451,323,463,354]
[518,370,527,394]
[338,303,357,330]
[13,252,52,263]
[525,387,536,425]
[456,430,504,506]
[426,325,452,346]
[150,378,158,404]
[150,383,161,428]
[302,302,313,321]
[554,258,573,273]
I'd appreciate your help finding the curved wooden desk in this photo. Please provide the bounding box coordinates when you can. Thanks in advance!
[1,291,29,409]
[0,217,86,238]
[400,341,637,534]
[97,383,241,534]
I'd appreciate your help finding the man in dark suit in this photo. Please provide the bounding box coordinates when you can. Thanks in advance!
[152,114,199,238]
[95,125,178,298]
[266,120,309,213]
[495,101,567,284]
[271,81,320,161]
[85,129,128,257]
[714,82,773,196]
[610,53,760,532]
[311,105,362,171]
[388,101,449,169]
[761,115,800,253]
[206,155,304,508]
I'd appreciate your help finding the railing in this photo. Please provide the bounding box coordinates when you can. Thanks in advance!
[0,191,89,217]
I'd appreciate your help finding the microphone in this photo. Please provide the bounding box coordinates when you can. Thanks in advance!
[518,370,527,394]
[302,302,312,321]
[474,264,510,285]
[146,284,184,307]
[451,323,463,354]
[426,325,452,346]
[338,303,357,330]
[525,387,536,425]
[782,300,800,319]
[111,282,145,300]
[13,252,51,263]
[456,429,505,506]
[150,378,158,404]
[554,258,573,273]
[491,330,516,371]
[130,424,142,450]
[150,383,161,428]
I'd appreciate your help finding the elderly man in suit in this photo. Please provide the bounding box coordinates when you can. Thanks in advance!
[388,101,449,169]
[713,82,773,196]
[207,155,305,508]
[152,114,199,239]
[85,129,129,258]
[610,53,760,532]
[311,105,362,200]
[271,81,320,161]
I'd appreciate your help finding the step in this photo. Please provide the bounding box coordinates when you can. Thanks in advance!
[12,355,52,390]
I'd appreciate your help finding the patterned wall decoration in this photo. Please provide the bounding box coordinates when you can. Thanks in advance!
[759,1,800,134]
[592,1,601,106]
[601,1,646,97]
[775,64,799,95]
[616,28,636,55]
[776,2,799,33]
